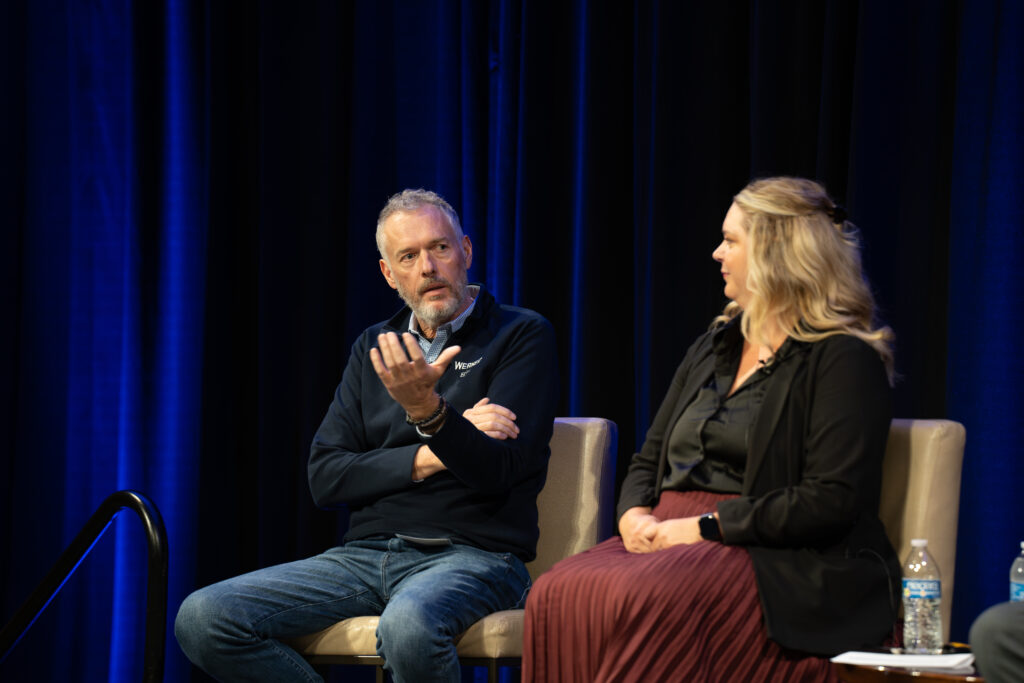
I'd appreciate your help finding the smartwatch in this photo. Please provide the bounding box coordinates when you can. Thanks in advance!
[699,513,722,542]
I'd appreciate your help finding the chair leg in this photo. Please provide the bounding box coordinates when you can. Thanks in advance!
[375,665,384,683]
[487,661,498,683]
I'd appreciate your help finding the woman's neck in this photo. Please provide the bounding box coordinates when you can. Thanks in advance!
[750,317,788,355]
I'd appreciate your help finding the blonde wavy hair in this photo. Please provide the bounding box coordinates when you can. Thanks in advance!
[714,177,894,383]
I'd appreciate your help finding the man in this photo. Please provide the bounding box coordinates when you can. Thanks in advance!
[175,189,559,682]
[970,601,1024,683]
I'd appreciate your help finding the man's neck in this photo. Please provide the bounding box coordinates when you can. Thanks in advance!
[417,320,442,340]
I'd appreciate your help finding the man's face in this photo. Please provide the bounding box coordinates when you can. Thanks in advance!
[378,206,473,334]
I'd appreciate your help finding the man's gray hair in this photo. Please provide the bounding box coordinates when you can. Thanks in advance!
[375,189,464,259]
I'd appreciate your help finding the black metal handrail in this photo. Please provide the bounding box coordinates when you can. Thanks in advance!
[0,489,168,682]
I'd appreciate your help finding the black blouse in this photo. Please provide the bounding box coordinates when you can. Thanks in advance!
[661,325,792,494]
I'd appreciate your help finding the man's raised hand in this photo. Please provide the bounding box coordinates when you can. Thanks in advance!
[369,332,461,419]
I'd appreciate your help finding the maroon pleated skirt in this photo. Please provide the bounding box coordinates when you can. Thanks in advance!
[522,489,839,682]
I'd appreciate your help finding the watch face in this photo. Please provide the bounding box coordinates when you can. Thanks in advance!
[699,514,720,541]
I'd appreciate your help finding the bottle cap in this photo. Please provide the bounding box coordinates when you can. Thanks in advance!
[911,539,928,547]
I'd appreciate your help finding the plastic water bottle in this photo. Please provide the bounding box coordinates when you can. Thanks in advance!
[902,538,943,653]
[1011,541,1024,602]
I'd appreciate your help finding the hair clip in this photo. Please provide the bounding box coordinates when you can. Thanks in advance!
[829,203,847,224]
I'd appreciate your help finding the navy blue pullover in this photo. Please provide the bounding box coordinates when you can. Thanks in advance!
[308,286,558,562]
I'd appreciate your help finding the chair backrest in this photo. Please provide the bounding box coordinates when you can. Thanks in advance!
[526,417,617,581]
[879,418,966,642]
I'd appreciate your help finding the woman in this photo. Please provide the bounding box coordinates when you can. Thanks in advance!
[523,177,901,682]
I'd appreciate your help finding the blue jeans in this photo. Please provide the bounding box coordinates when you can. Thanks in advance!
[174,537,531,682]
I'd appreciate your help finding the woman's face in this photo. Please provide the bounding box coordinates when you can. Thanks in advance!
[712,202,751,309]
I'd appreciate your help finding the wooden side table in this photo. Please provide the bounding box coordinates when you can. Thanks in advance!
[834,661,984,682]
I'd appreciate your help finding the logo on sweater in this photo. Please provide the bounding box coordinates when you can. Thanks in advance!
[454,357,482,377]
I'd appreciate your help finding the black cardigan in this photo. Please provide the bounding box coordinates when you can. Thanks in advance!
[617,322,901,655]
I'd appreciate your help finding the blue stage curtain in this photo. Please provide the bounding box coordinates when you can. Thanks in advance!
[947,0,1024,640]
[2,1,205,681]
[2,1,1023,681]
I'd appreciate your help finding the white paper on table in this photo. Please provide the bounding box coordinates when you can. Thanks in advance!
[830,650,975,672]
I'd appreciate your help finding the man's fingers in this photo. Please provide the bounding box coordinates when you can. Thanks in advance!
[469,419,517,439]
[462,400,520,440]
[482,423,518,439]
[401,332,427,364]
[465,399,517,421]
[432,344,462,370]
[474,405,517,421]
[369,347,388,377]
[376,332,408,369]
[489,417,519,436]
[489,406,517,421]
[375,333,459,376]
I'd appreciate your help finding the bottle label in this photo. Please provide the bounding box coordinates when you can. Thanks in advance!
[1012,582,1024,602]
[903,578,940,599]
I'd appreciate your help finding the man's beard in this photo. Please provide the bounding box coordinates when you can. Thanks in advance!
[397,272,470,330]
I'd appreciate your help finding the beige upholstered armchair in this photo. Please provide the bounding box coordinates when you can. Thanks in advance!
[878,418,967,642]
[288,417,618,682]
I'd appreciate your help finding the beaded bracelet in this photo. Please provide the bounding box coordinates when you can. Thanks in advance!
[405,397,447,427]
[414,400,449,435]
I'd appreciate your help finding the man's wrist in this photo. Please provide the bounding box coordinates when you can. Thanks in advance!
[405,395,443,423]
[412,444,445,480]
[415,411,448,437]
[407,397,449,435]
